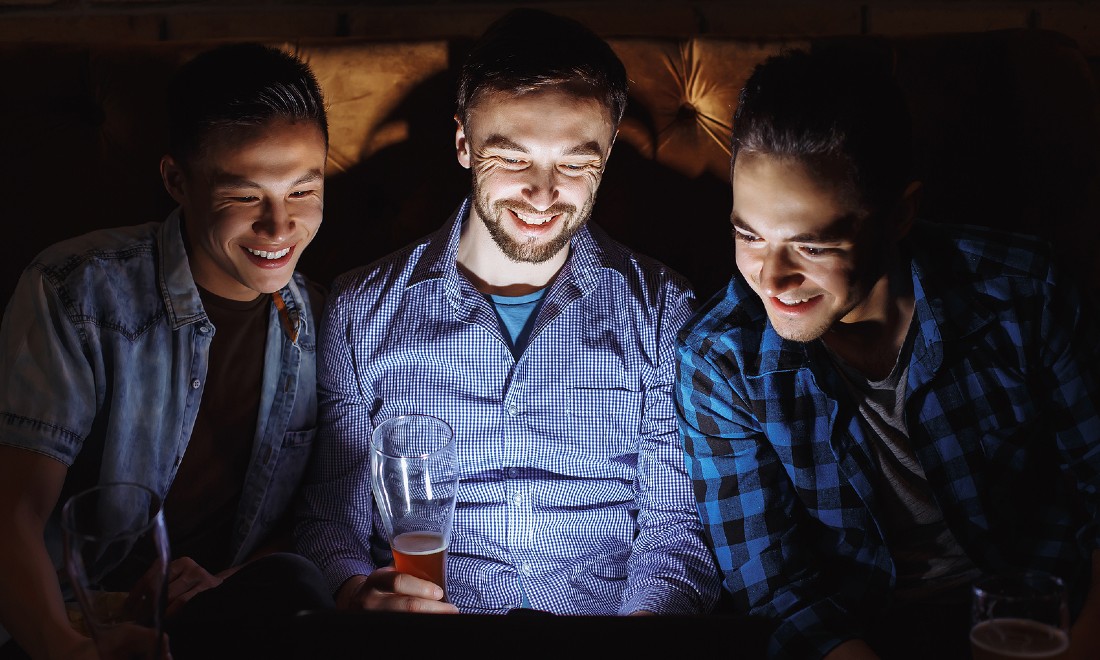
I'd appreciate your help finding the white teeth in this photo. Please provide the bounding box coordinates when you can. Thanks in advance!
[514,211,553,225]
[778,297,810,306]
[246,247,290,260]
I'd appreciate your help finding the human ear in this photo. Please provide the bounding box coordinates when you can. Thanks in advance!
[454,115,471,170]
[160,155,187,205]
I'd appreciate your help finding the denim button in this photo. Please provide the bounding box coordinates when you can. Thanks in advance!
[191,379,201,389]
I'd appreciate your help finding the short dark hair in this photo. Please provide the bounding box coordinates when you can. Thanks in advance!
[456,8,628,127]
[732,45,914,214]
[167,42,328,167]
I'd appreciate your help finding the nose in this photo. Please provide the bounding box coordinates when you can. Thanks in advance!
[521,165,560,211]
[756,245,803,297]
[253,199,292,239]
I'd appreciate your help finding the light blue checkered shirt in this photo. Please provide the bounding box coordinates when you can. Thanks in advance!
[295,199,721,615]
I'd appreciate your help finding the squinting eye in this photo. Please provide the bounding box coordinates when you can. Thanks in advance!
[234,196,259,203]
[801,246,830,256]
[289,190,312,198]
[733,230,760,243]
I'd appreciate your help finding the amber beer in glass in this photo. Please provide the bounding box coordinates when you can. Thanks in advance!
[391,531,447,592]
[370,414,459,600]
[970,571,1069,660]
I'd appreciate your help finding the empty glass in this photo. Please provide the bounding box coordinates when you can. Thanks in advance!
[61,482,170,659]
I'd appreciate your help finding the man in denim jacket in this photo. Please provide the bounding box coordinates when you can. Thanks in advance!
[0,43,333,659]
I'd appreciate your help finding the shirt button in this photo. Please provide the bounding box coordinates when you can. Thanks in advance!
[198,325,210,334]
[507,467,519,478]
[506,404,519,416]
[191,379,201,389]
[521,562,532,576]
[512,492,523,506]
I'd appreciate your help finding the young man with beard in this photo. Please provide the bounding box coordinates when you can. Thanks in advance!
[296,8,720,616]
[0,43,333,659]
[675,47,1100,659]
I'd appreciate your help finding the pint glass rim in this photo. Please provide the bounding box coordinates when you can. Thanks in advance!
[371,413,455,460]
[61,481,165,543]
[972,570,1065,596]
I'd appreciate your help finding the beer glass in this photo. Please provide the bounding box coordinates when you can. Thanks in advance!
[370,414,459,600]
[61,482,170,659]
[970,570,1069,660]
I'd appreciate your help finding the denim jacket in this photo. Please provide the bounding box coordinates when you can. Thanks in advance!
[0,209,319,567]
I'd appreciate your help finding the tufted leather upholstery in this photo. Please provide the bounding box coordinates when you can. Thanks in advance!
[2,28,1098,310]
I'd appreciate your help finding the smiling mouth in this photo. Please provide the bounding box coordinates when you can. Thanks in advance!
[777,296,811,306]
[769,294,822,314]
[245,246,291,260]
[513,210,556,226]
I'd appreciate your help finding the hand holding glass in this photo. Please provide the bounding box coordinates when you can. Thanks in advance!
[370,414,459,600]
[62,482,170,659]
[970,570,1069,660]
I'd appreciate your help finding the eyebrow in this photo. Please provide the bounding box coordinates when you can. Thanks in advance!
[211,168,324,189]
[482,135,604,158]
[730,211,859,243]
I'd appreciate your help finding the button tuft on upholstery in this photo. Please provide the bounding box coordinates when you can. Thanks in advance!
[676,102,698,122]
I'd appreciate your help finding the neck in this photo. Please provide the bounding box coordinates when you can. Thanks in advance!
[822,274,915,380]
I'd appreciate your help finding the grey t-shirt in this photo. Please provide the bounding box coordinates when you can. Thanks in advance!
[824,326,980,602]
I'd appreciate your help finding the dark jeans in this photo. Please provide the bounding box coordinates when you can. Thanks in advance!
[0,552,334,660]
[165,552,335,659]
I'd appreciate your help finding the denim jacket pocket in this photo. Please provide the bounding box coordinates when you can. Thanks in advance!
[261,427,317,518]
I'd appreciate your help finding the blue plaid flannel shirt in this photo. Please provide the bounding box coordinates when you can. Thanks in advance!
[675,220,1100,658]
[296,200,721,616]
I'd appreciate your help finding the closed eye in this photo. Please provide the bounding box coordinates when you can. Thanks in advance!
[733,227,761,243]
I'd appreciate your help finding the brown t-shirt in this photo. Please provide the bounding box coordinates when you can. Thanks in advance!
[163,280,325,573]
[163,288,267,573]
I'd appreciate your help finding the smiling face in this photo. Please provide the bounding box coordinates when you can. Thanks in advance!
[456,87,615,271]
[731,152,896,343]
[162,118,326,301]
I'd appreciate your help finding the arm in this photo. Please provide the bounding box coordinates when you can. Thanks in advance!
[1039,272,1100,657]
[293,286,455,613]
[619,282,722,615]
[675,338,869,659]
[0,446,95,660]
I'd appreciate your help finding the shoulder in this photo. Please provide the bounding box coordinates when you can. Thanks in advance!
[677,274,767,358]
[912,221,1058,285]
[31,222,161,280]
[585,223,695,307]
[21,222,163,311]
[326,234,435,313]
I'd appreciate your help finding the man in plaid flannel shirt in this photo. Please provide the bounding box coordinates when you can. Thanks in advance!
[675,46,1100,659]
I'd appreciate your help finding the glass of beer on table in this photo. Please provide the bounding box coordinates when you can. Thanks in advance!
[970,570,1069,660]
[370,414,459,600]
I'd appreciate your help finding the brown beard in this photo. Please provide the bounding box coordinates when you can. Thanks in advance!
[470,175,594,264]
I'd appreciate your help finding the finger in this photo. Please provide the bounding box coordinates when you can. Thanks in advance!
[389,572,446,601]
[371,593,459,614]
[164,583,206,619]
